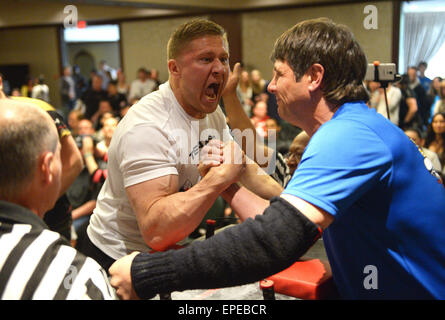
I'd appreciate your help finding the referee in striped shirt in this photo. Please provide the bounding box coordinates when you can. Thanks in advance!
[0,98,116,300]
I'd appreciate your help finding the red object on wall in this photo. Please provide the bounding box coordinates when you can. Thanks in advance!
[77,20,87,29]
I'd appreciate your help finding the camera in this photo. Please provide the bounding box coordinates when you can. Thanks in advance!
[365,62,397,82]
[75,134,96,150]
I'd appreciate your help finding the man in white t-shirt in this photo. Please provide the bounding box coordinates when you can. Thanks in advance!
[373,83,402,126]
[84,18,282,270]
[128,68,157,102]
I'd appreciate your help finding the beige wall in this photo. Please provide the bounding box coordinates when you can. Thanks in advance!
[120,16,207,84]
[0,0,181,28]
[0,1,395,109]
[242,1,393,80]
[0,27,61,108]
[66,42,121,78]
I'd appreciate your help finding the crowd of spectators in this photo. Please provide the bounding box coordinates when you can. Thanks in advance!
[4,57,444,251]
[367,61,445,177]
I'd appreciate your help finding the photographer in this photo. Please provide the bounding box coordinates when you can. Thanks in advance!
[67,119,105,249]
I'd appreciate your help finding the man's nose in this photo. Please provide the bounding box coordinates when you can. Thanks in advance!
[212,59,227,75]
[267,80,276,93]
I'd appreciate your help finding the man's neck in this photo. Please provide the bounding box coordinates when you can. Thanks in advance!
[169,78,206,119]
[2,194,41,218]
[297,98,339,137]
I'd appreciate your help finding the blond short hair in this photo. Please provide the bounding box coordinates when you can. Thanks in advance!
[167,18,228,60]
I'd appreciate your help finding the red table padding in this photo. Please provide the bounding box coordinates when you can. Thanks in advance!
[265,258,338,300]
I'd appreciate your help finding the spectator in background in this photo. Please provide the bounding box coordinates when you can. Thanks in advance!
[427,77,442,122]
[150,69,161,90]
[20,75,34,98]
[128,68,157,101]
[251,100,270,138]
[97,60,116,91]
[373,82,402,126]
[61,66,76,113]
[264,118,290,155]
[96,117,118,160]
[237,70,254,117]
[91,99,113,131]
[432,80,445,115]
[94,111,114,142]
[251,69,280,122]
[11,88,21,97]
[67,119,105,252]
[107,80,127,114]
[72,65,87,101]
[407,66,429,128]
[397,74,420,131]
[116,68,129,98]
[250,69,266,100]
[424,112,445,171]
[417,61,432,93]
[31,74,50,103]
[68,109,84,137]
[87,69,97,89]
[0,73,10,95]
[366,80,381,109]
[404,127,442,174]
[81,75,107,120]
[119,104,131,119]
[285,131,311,177]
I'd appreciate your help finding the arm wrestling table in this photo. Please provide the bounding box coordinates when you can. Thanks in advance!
[151,223,339,300]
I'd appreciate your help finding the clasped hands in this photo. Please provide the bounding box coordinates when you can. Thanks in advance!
[198,139,247,186]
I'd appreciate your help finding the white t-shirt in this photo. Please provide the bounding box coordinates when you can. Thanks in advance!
[87,82,231,259]
[128,78,157,101]
[375,86,402,126]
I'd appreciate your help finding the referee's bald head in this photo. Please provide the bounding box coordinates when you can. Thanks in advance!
[0,99,59,202]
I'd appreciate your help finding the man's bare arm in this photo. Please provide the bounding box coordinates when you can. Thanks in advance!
[222,63,273,168]
[126,142,245,252]
[222,183,333,230]
[239,161,283,199]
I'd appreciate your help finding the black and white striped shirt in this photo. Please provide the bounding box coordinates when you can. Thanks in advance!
[0,201,116,300]
[270,151,292,188]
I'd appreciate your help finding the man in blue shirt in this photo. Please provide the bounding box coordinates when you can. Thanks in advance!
[108,18,445,300]
[418,61,432,92]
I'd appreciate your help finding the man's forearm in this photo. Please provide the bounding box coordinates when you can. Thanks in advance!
[223,93,252,132]
[223,92,272,167]
[221,183,269,221]
[239,163,284,200]
[72,200,96,220]
[142,170,232,251]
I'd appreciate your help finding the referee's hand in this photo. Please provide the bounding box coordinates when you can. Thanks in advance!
[109,251,140,300]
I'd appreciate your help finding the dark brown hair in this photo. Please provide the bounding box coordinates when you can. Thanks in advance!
[271,18,369,106]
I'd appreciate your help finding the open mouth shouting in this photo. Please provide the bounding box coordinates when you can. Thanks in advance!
[204,82,221,102]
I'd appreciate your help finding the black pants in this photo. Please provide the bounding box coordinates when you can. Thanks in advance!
[80,234,116,274]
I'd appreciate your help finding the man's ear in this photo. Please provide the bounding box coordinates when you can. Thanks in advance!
[307,63,324,92]
[168,59,180,77]
[39,152,54,185]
